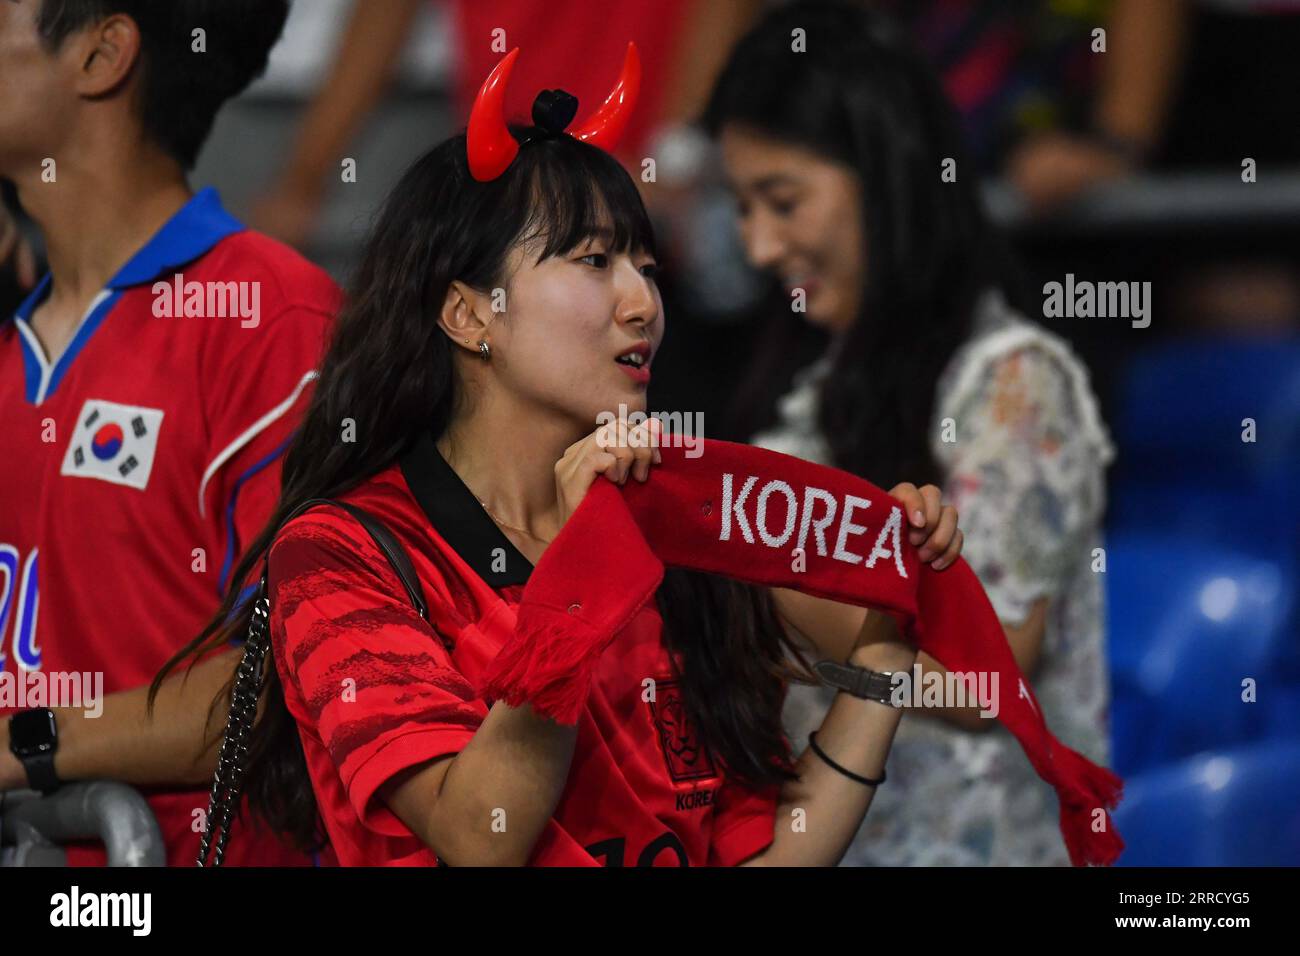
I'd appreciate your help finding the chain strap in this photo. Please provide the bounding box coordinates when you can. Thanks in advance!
[197,587,271,867]
[195,499,427,867]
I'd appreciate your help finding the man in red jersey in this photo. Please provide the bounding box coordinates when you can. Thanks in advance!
[0,0,339,866]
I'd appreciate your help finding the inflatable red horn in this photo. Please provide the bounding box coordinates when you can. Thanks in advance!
[569,42,642,153]
[467,43,641,182]
[467,47,521,182]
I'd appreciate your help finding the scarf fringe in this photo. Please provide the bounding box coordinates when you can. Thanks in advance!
[1050,741,1126,866]
[482,615,606,726]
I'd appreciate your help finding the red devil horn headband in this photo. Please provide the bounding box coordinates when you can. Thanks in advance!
[467,42,642,182]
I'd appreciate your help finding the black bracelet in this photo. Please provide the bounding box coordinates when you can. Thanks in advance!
[807,731,886,787]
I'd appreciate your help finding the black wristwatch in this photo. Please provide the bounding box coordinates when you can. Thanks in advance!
[813,660,902,707]
[8,708,61,794]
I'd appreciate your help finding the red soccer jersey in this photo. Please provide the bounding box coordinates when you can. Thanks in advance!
[0,189,339,866]
[267,430,778,866]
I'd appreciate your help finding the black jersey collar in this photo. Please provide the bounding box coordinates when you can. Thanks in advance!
[399,430,534,587]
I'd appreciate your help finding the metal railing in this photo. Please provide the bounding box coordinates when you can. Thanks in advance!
[985,168,1300,234]
[0,782,165,867]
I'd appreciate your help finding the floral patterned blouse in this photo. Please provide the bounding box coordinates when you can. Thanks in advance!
[751,290,1115,866]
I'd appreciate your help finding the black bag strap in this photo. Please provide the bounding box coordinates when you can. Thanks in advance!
[197,498,426,867]
[283,498,428,620]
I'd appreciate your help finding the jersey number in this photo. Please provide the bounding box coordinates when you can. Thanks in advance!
[0,545,40,672]
[585,833,689,867]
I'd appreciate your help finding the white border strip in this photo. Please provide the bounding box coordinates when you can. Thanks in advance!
[197,369,317,517]
[15,290,113,405]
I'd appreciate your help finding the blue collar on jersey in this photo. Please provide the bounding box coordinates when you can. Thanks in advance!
[10,187,246,404]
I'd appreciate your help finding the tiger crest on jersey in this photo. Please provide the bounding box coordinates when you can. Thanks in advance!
[648,678,716,783]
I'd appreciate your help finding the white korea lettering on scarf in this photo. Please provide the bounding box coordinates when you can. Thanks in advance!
[718,472,908,579]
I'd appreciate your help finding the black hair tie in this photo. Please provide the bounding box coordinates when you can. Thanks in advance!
[808,731,887,787]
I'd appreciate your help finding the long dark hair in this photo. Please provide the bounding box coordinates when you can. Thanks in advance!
[155,128,800,852]
[704,0,1028,486]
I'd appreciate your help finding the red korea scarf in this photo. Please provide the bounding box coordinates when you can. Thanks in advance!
[484,438,1124,866]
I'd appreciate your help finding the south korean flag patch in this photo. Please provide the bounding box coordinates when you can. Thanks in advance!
[60,399,165,491]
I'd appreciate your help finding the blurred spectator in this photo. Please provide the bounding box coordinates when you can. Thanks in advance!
[1159,0,1300,169]
[1155,0,1300,333]
[252,0,761,248]
[880,0,1190,213]
[705,1,1115,865]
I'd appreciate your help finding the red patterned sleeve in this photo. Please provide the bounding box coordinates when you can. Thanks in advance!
[268,511,487,837]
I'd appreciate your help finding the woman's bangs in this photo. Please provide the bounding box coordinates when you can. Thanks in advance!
[513,140,658,262]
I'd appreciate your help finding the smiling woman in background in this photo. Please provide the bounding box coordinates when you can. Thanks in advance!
[704,0,1116,866]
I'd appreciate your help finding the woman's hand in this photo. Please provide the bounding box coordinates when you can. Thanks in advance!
[554,417,661,527]
[1007,132,1134,213]
[888,481,962,571]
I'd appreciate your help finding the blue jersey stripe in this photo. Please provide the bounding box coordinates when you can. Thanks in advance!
[42,290,124,401]
[217,434,294,597]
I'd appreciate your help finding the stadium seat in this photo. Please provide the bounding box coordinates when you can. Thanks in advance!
[1109,484,1300,558]
[1263,684,1300,740]
[1112,740,1300,865]
[1109,338,1300,559]
[1115,337,1300,482]
[1106,531,1296,773]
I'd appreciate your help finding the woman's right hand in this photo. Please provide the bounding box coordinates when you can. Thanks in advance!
[554,417,661,527]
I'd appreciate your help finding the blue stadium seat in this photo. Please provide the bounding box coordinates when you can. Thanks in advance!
[1112,741,1300,865]
[1109,484,1300,558]
[1106,531,1296,773]
[1264,684,1300,740]
[1110,338,1300,559]
[1116,337,1300,483]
